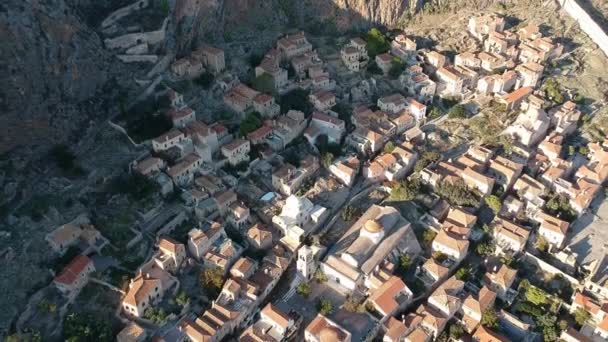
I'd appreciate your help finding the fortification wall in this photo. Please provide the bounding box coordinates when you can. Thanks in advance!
[559,0,608,57]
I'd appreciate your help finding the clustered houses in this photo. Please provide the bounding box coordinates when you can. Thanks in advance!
[272,154,319,196]
[170,44,226,79]
[181,244,293,342]
[346,97,425,156]
[341,37,369,72]
[304,111,346,146]
[320,205,422,293]
[397,14,563,103]
[363,142,418,183]
[58,10,607,340]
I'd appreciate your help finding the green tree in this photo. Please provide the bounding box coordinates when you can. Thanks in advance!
[366,28,390,58]
[201,268,224,296]
[536,235,549,253]
[318,298,333,315]
[367,61,383,75]
[297,282,312,298]
[423,229,437,245]
[455,265,473,281]
[399,254,412,269]
[315,269,328,283]
[573,308,591,326]
[322,152,334,168]
[341,205,359,222]
[252,73,275,94]
[525,286,549,306]
[432,251,447,262]
[435,179,479,207]
[485,195,502,214]
[50,144,76,171]
[414,151,441,173]
[239,112,262,137]
[279,89,312,115]
[158,0,170,14]
[481,308,499,328]
[388,57,405,79]
[448,104,466,119]
[195,72,214,89]
[384,141,396,153]
[143,307,167,323]
[175,291,190,306]
[389,178,421,201]
[476,241,495,257]
[449,323,464,339]
[64,313,113,342]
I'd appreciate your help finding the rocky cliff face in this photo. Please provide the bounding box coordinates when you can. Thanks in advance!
[0,0,133,156]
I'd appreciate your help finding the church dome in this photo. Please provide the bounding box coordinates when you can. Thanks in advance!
[319,327,341,342]
[363,219,383,233]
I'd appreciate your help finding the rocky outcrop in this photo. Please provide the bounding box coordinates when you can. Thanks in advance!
[330,0,416,26]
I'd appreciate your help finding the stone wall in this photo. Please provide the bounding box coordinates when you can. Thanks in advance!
[558,0,608,57]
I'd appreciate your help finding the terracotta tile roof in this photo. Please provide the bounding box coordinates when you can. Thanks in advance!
[500,86,533,104]
[158,236,183,256]
[253,93,274,104]
[484,264,516,289]
[384,316,407,341]
[123,273,162,307]
[446,207,477,228]
[222,139,249,152]
[473,326,509,342]
[376,52,392,62]
[54,255,93,286]
[247,125,272,141]
[368,276,409,315]
[433,229,469,254]
[152,129,184,144]
[261,303,290,329]
[538,212,569,235]
[48,224,82,246]
[423,258,449,279]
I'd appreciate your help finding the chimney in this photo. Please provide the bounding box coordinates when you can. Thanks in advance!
[493,265,498,272]
[146,273,150,279]
[401,314,406,323]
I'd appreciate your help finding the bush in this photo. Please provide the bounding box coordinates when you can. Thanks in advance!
[543,79,565,104]
[341,205,360,222]
[432,251,447,262]
[143,307,167,324]
[389,177,421,202]
[175,291,190,306]
[367,61,383,75]
[399,254,412,269]
[435,179,479,207]
[448,104,466,119]
[414,151,441,173]
[455,265,473,281]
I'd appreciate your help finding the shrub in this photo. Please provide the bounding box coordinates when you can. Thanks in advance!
[389,177,421,202]
[388,57,405,79]
[64,313,112,342]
